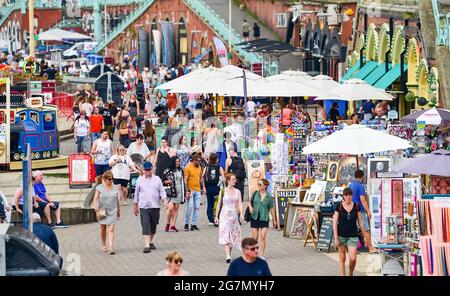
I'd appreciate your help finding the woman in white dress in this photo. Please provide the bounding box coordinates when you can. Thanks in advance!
[203,123,219,161]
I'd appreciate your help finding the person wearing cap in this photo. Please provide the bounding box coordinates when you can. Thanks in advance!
[32,212,59,254]
[33,171,68,228]
[73,111,90,153]
[133,161,168,253]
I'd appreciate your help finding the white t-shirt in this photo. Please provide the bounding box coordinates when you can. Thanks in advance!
[126,142,150,159]
[224,123,243,143]
[74,118,90,136]
[246,101,256,114]
[110,154,134,180]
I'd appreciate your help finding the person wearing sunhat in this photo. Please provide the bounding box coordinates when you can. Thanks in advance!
[133,161,168,253]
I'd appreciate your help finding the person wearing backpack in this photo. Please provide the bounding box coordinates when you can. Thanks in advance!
[225,149,246,201]
[202,153,225,226]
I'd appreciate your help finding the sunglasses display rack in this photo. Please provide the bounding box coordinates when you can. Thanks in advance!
[290,124,309,176]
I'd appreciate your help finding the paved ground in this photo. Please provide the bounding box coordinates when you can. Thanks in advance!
[204,0,302,72]
[55,198,372,276]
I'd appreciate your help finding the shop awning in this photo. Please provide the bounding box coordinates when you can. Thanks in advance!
[373,64,408,89]
[340,61,361,82]
[364,63,391,85]
[353,61,379,80]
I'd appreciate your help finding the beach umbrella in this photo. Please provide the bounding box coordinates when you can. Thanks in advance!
[399,107,450,125]
[315,78,394,101]
[265,74,311,82]
[281,70,309,77]
[155,67,218,90]
[307,75,340,90]
[301,124,412,155]
[393,149,450,177]
[248,78,326,97]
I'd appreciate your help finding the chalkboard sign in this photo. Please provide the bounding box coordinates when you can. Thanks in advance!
[316,216,334,252]
[275,188,298,230]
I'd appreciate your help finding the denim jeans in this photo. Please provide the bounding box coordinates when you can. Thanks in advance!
[91,132,101,147]
[184,191,201,226]
[206,184,220,223]
[76,136,88,153]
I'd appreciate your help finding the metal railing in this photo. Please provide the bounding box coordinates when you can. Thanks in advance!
[94,0,154,53]
[432,0,450,49]
[183,0,265,69]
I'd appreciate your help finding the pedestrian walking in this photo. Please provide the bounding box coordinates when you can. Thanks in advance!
[109,144,141,206]
[89,107,104,147]
[126,93,140,130]
[176,136,191,169]
[73,111,90,153]
[225,149,246,201]
[157,252,190,276]
[227,237,272,276]
[91,129,114,177]
[163,157,185,232]
[203,153,225,226]
[333,187,365,276]
[248,179,277,259]
[127,134,151,161]
[183,154,203,231]
[102,102,118,140]
[142,67,151,92]
[81,96,94,117]
[215,173,244,263]
[253,23,260,39]
[154,137,176,180]
[133,161,168,253]
[93,171,120,255]
[203,123,219,161]
[242,19,250,42]
[118,121,130,148]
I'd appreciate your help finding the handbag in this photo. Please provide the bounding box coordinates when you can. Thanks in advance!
[96,208,106,220]
[244,191,257,222]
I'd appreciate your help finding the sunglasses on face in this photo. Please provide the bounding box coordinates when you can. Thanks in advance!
[258,183,264,187]
[173,260,183,264]
[246,246,259,251]
[105,178,113,181]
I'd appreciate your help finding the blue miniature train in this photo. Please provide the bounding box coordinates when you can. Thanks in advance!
[10,107,59,161]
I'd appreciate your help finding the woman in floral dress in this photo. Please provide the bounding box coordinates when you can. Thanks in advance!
[215,173,244,263]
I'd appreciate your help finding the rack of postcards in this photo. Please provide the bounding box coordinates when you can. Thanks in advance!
[271,133,290,176]
[308,122,337,178]
[290,124,309,176]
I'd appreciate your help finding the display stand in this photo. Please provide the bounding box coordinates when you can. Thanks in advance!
[274,186,299,230]
[291,124,308,176]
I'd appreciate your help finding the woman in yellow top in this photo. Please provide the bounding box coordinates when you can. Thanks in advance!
[248,178,277,260]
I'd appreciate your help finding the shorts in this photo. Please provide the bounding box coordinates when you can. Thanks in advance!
[338,236,359,248]
[38,201,60,212]
[357,212,370,231]
[140,208,160,235]
[243,32,250,37]
[113,178,128,188]
[250,218,269,229]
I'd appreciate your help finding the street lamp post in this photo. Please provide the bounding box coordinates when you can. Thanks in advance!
[28,0,35,57]
[229,0,232,62]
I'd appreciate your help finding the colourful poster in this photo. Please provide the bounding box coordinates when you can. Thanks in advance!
[213,37,229,67]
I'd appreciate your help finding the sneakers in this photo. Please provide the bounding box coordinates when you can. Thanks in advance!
[170,226,179,232]
[184,224,189,231]
[191,225,199,231]
[226,255,232,263]
[143,247,151,253]
[47,223,54,228]
[150,243,156,250]
[165,224,170,232]
[208,222,215,226]
[54,222,68,228]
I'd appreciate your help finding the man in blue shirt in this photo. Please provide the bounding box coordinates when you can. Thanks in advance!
[348,170,377,253]
[227,238,272,276]
[361,100,375,121]
[32,213,59,254]
[33,171,68,229]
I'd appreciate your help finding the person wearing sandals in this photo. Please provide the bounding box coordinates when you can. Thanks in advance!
[163,157,185,232]
[333,187,366,276]
[93,171,120,255]
[248,179,277,260]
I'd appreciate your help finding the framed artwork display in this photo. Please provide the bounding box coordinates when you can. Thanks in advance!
[338,156,367,184]
[368,158,391,179]
[391,179,404,217]
[289,207,312,240]
[303,191,319,205]
[326,161,339,182]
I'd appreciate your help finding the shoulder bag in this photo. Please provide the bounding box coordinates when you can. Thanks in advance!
[244,191,257,222]
[96,208,106,220]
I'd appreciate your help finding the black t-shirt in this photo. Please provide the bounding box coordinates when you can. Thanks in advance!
[227,257,272,276]
[335,202,360,238]
[101,107,118,126]
[46,68,57,80]
[329,108,339,123]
